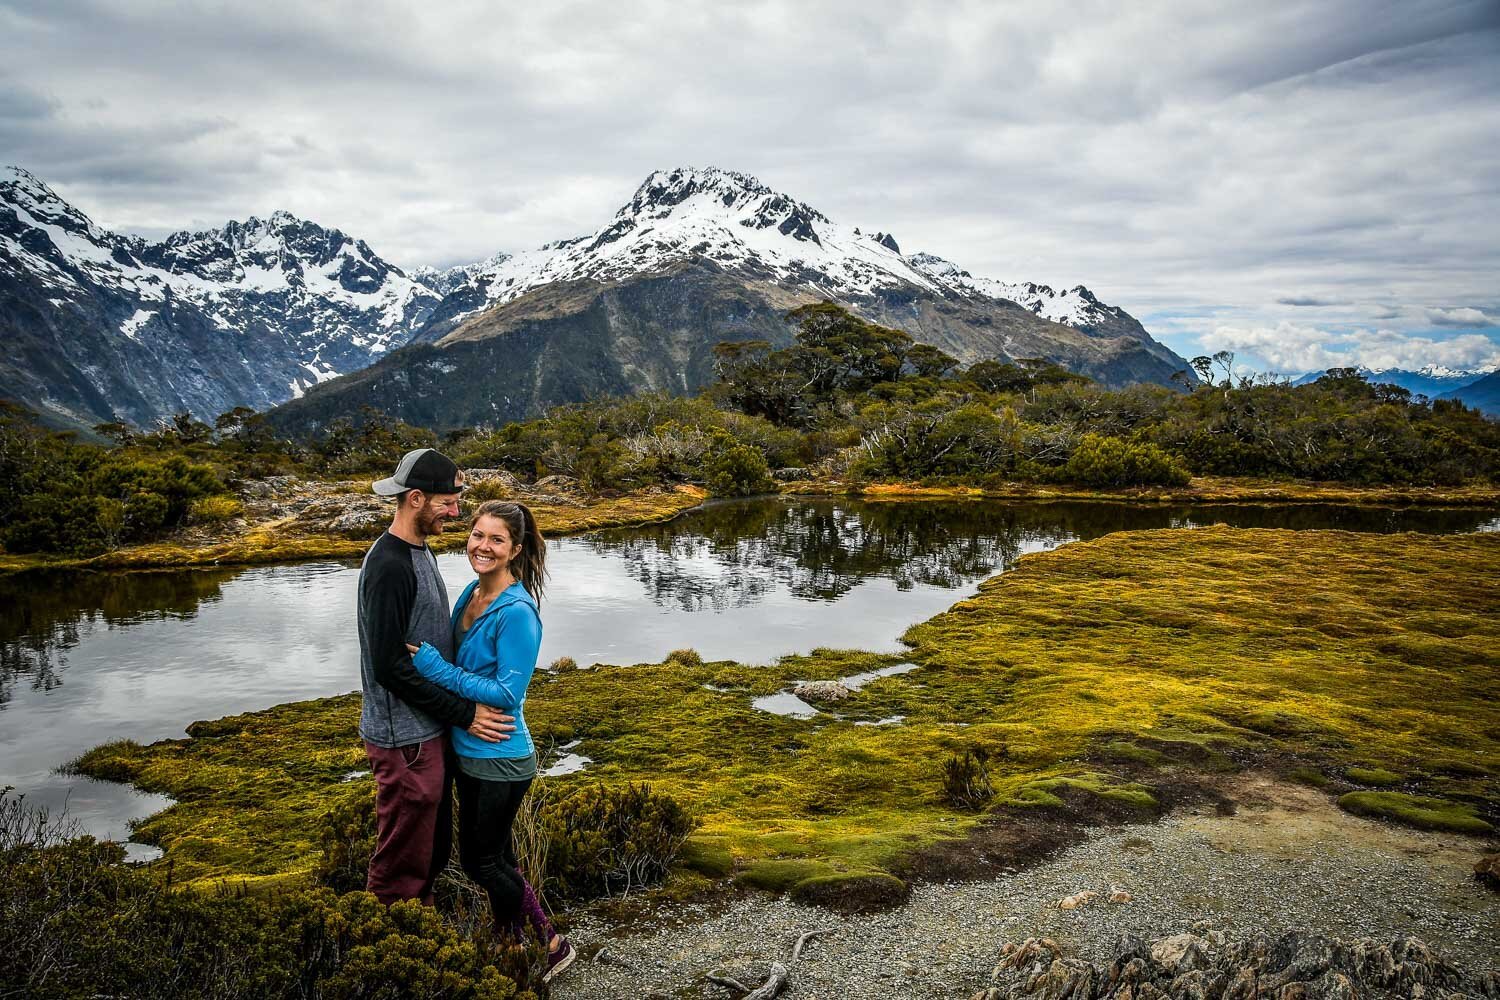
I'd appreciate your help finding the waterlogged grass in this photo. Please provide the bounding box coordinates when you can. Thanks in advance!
[73,527,1500,899]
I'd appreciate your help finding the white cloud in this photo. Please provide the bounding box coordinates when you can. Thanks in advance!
[1208,321,1500,373]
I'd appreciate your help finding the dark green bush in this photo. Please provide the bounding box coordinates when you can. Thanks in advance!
[0,830,537,999]
[540,783,696,901]
[700,430,774,496]
[314,787,379,894]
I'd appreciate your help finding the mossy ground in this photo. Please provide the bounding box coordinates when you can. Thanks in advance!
[73,527,1500,900]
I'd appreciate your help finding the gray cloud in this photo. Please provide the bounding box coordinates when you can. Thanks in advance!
[1427,307,1496,328]
[1277,297,1346,307]
[2,0,1497,369]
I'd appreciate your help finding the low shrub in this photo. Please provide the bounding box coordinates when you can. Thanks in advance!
[942,748,995,810]
[1060,434,1191,487]
[314,787,378,894]
[0,831,535,999]
[189,493,244,524]
[700,430,774,497]
[540,783,695,901]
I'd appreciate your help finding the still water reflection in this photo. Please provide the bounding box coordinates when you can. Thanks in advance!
[2,498,1496,846]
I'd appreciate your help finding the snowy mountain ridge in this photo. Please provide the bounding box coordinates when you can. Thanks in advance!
[1289,364,1496,398]
[1,166,439,397]
[420,166,1132,338]
[4,163,1184,431]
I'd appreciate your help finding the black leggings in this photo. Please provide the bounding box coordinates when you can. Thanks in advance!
[454,770,533,926]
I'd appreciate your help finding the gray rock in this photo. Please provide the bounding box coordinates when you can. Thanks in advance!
[794,680,852,703]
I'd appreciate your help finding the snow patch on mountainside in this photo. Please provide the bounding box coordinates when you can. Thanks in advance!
[120,309,155,341]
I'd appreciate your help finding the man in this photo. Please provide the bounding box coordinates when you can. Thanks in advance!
[357,447,514,905]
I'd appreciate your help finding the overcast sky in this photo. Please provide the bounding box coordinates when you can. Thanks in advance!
[4,0,1498,373]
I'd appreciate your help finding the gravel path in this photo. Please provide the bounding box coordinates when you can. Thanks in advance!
[555,775,1498,999]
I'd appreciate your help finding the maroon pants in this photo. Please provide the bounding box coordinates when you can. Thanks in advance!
[364,735,452,906]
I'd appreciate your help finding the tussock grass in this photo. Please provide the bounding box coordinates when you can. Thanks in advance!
[73,527,1500,894]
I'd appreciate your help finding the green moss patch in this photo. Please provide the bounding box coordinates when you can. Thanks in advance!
[1345,767,1403,786]
[1009,773,1160,816]
[735,859,837,892]
[677,840,734,878]
[1337,791,1494,834]
[1289,767,1329,788]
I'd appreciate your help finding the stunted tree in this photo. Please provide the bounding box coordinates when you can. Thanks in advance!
[906,343,959,379]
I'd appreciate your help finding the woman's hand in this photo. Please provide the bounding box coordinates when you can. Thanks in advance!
[406,643,420,654]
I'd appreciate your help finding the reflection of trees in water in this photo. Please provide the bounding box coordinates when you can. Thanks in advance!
[587,501,1102,610]
[583,499,1500,612]
[1166,504,1500,534]
[0,569,238,707]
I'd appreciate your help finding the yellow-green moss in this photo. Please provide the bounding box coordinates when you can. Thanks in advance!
[1337,791,1494,834]
[72,527,1500,888]
[1345,767,1403,786]
[735,859,837,892]
[1009,773,1160,813]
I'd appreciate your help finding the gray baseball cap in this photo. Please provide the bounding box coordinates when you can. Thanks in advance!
[372,448,464,496]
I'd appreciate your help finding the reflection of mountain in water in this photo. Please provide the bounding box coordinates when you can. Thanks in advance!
[0,569,238,707]
[582,499,1500,612]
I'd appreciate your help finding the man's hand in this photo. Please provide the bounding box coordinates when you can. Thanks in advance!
[468,704,515,743]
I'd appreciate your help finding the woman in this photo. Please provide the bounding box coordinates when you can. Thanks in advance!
[405,499,575,983]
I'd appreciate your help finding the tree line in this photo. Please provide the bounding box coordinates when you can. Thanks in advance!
[2,303,1497,556]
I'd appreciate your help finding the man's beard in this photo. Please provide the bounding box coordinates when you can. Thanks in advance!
[417,508,449,536]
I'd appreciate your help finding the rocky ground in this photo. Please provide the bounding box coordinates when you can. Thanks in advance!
[555,776,1499,999]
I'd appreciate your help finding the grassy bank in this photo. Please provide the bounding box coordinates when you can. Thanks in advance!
[786,475,1500,507]
[0,483,707,576]
[72,526,1500,902]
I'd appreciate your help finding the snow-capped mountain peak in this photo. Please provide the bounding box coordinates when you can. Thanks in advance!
[433,166,1144,341]
[0,166,108,242]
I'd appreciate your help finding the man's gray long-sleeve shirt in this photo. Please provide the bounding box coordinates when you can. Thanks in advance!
[357,531,475,748]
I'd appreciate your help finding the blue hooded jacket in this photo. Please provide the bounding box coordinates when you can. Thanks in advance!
[412,579,541,760]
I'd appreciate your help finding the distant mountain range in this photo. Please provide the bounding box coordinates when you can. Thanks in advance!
[1290,364,1495,400]
[0,166,440,429]
[7,164,1187,432]
[1439,370,1500,415]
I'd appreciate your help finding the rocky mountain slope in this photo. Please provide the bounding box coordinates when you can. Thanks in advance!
[0,166,440,429]
[272,167,1191,432]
